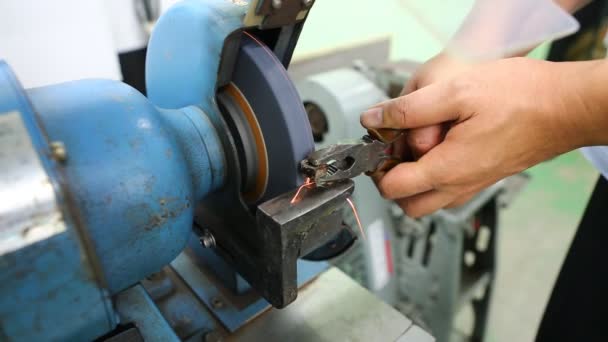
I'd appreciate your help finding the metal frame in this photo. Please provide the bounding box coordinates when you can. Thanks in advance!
[393,186,501,342]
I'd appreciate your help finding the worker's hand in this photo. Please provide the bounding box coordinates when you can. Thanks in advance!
[401,53,473,159]
[361,57,601,217]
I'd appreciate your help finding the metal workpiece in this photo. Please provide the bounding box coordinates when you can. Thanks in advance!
[301,136,389,185]
[301,125,404,185]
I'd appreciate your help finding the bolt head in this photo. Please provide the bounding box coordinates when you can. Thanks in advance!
[50,141,67,163]
[211,297,224,309]
[272,0,282,9]
[199,230,216,248]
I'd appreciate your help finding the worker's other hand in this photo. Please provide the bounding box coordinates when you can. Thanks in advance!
[401,53,473,159]
[361,57,590,217]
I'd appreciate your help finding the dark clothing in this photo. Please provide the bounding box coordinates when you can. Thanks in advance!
[536,176,608,341]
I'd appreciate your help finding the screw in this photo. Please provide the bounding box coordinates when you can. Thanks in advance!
[199,230,216,248]
[50,141,67,163]
[211,297,224,309]
[302,0,313,7]
[272,0,282,9]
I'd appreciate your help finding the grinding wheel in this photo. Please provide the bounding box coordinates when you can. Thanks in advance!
[217,33,314,205]
[196,33,317,262]
[196,34,355,294]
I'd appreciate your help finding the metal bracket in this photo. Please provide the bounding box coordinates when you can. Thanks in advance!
[255,180,354,307]
[249,0,313,29]
[197,180,354,308]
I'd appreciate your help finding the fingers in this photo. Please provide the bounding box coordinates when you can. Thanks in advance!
[376,161,434,200]
[403,78,444,159]
[395,190,455,218]
[360,81,461,129]
[390,134,411,161]
[407,125,444,159]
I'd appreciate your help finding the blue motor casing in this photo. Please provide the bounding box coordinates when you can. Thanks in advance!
[0,67,225,340]
[27,79,225,294]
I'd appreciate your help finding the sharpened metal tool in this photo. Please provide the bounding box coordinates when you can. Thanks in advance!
[300,128,403,185]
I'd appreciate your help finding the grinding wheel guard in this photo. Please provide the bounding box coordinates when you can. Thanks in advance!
[255,179,355,308]
[144,0,340,311]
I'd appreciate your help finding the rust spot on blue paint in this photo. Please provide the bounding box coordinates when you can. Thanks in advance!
[144,176,156,193]
[125,198,189,232]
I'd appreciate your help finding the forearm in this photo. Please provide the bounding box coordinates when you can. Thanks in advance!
[558,59,608,148]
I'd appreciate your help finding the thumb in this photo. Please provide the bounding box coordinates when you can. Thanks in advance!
[360,81,461,129]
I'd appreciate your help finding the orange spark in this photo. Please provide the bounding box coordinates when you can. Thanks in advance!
[290,177,315,204]
[346,197,366,241]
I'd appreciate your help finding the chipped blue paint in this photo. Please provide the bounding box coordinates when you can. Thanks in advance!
[0,62,115,341]
[28,79,226,294]
[0,60,226,340]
